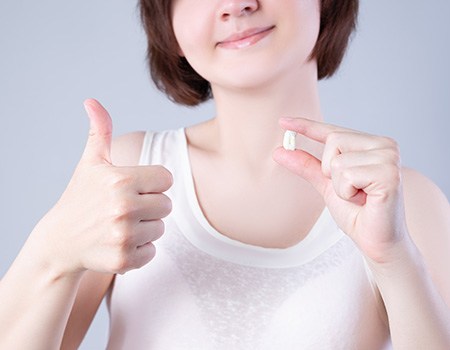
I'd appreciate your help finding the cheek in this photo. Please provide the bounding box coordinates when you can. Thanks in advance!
[172,16,213,79]
[283,0,321,57]
[172,5,209,59]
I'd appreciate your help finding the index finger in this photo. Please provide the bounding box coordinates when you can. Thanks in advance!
[120,165,173,194]
[279,117,353,144]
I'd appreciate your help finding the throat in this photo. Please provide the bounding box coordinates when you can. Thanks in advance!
[185,122,325,249]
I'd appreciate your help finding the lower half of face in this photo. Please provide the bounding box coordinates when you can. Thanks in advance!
[172,0,321,91]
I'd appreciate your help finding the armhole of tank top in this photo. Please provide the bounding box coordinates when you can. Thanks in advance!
[138,131,155,166]
[363,258,390,327]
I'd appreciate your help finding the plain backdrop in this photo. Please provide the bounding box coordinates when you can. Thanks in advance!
[1,0,449,348]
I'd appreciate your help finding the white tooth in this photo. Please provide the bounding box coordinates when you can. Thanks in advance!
[283,130,297,151]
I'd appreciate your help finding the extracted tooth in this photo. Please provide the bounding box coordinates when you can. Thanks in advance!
[283,130,297,151]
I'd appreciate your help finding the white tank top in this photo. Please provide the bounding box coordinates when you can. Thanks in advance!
[106,128,392,349]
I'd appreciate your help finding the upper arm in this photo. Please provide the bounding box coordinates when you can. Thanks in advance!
[110,131,146,166]
[61,131,146,349]
[402,168,450,306]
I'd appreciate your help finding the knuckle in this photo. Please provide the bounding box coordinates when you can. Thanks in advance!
[111,252,130,274]
[340,168,353,182]
[330,156,344,173]
[108,171,133,190]
[135,245,156,269]
[326,131,343,146]
[388,164,402,183]
[154,165,174,189]
[112,198,136,222]
[379,164,402,193]
[153,220,165,239]
[339,187,352,201]
[326,131,338,145]
[110,228,131,247]
[374,190,391,205]
[158,194,173,217]
[383,136,399,150]
[385,148,401,166]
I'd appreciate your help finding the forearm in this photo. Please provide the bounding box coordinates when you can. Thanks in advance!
[368,237,450,349]
[0,231,84,350]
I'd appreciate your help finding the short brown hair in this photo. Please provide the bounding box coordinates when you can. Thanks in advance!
[139,0,359,106]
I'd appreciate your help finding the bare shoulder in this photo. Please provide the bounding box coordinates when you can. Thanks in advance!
[402,167,449,237]
[401,167,450,303]
[111,131,146,166]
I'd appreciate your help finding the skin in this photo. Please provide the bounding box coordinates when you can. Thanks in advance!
[0,101,172,349]
[1,0,449,348]
[176,0,450,348]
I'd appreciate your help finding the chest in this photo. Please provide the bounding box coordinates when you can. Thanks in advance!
[107,229,391,350]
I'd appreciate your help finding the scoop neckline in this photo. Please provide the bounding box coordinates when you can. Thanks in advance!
[174,127,344,268]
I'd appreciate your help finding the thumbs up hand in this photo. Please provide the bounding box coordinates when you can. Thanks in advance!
[33,99,173,276]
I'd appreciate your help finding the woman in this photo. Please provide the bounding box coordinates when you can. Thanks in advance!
[1,0,449,349]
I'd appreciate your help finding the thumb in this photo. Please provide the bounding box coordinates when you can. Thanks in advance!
[273,147,327,197]
[82,98,113,164]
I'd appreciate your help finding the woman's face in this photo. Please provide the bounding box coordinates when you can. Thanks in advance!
[171,0,321,91]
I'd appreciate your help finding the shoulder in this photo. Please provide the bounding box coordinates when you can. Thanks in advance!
[401,167,450,301]
[110,131,146,166]
[110,128,183,167]
[402,167,449,235]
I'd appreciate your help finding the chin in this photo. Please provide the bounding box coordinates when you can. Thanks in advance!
[215,64,305,94]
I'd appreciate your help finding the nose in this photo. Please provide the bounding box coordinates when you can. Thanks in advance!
[219,0,259,21]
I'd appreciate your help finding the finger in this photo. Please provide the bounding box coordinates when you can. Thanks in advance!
[136,193,173,221]
[322,132,398,178]
[82,98,113,164]
[279,117,347,144]
[331,166,367,206]
[134,220,165,247]
[273,147,327,196]
[330,149,400,175]
[332,164,401,206]
[120,165,173,194]
[129,242,156,271]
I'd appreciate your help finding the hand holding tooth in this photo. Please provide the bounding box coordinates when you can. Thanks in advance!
[274,117,406,263]
[35,99,173,275]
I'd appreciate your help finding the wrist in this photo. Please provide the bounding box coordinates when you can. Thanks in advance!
[26,222,86,282]
[364,234,425,280]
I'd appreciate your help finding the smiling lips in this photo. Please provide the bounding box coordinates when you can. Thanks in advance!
[217,25,275,49]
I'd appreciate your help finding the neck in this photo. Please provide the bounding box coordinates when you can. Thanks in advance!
[204,62,323,173]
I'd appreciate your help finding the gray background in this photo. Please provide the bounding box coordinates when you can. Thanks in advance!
[1,0,449,348]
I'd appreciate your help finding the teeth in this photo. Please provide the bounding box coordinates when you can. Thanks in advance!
[283,130,297,151]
